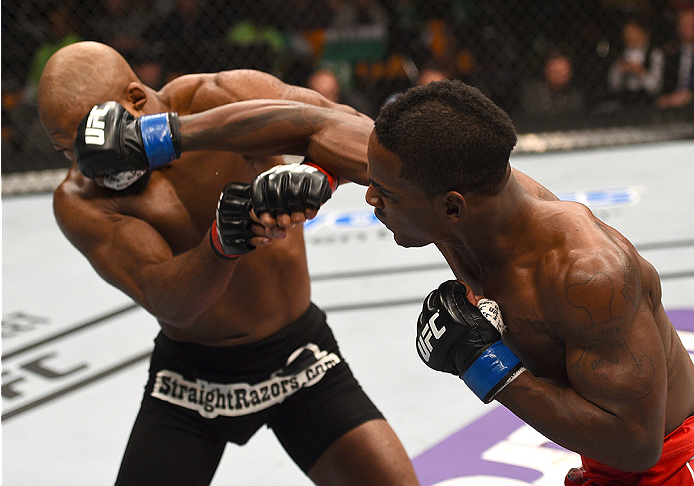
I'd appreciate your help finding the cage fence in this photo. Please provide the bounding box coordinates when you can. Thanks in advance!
[2,0,693,196]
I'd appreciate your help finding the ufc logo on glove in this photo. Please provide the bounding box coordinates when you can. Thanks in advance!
[84,104,111,145]
[416,280,524,403]
[417,311,446,362]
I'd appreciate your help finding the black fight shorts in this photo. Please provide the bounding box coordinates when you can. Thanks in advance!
[115,304,383,485]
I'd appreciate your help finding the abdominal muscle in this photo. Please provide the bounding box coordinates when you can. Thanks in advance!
[161,225,313,347]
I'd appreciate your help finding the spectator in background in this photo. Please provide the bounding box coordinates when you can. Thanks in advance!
[519,50,586,117]
[382,61,454,106]
[657,7,694,107]
[417,62,453,86]
[306,68,377,117]
[607,17,665,106]
[327,0,389,33]
[9,0,82,172]
[127,50,166,90]
[225,4,286,72]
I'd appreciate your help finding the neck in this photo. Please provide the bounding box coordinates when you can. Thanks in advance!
[141,87,167,115]
[444,172,536,280]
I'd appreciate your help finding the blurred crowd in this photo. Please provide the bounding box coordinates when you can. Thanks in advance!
[2,0,693,172]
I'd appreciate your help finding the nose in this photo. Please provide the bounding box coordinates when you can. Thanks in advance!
[365,184,383,209]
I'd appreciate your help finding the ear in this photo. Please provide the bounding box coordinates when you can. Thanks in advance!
[442,190,466,221]
[125,82,147,111]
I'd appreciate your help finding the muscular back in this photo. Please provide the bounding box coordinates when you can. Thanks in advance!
[53,70,362,345]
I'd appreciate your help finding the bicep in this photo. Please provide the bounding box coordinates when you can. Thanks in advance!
[213,70,368,116]
[559,264,667,424]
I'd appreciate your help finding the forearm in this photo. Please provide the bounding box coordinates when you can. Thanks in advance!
[109,230,239,328]
[303,117,371,185]
[494,371,661,471]
[178,100,372,185]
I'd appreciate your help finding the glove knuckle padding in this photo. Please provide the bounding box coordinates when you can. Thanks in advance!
[251,164,332,216]
[216,183,254,255]
[417,280,502,376]
[417,280,524,403]
[439,281,501,368]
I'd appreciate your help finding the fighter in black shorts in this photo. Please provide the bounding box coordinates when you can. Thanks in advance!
[38,42,419,485]
[117,304,383,484]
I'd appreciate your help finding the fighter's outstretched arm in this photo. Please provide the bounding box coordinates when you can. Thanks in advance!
[180,99,372,185]
[75,99,372,186]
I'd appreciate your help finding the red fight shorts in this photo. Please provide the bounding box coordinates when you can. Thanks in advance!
[565,415,694,485]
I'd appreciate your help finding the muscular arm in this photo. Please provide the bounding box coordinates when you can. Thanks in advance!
[178,99,373,185]
[180,69,371,119]
[495,252,667,471]
[54,178,240,328]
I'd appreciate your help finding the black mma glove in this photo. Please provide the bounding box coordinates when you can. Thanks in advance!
[417,280,524,403]
[74,101,181,179]
[250,161,338,218]
[210,183,256,258]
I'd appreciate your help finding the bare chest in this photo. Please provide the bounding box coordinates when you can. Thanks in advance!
[503,316,568,385]
[446,253,571,385]
[115,152,283,254]
[484,281,570,386]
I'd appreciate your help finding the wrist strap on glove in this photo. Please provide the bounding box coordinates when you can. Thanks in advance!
[303,160,339,193]
[209,221,241,259]
[461,341,524,403]
[140,112,181,168]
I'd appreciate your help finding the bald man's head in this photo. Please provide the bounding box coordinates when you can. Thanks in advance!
[38,42,141,161]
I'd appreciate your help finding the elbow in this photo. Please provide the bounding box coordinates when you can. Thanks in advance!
[618,452,661,474]
[606,434,662,472]
[628,440,662,472]
[143,302,202,330]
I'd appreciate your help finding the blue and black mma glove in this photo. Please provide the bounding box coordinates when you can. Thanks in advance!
[74,101,181,178]
[417,280,525,403]
[250,160,338,218]
[210,183,256,259]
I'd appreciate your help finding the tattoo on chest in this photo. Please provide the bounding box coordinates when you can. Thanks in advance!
[536,186,556,201]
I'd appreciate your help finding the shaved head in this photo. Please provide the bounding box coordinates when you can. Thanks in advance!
[38,41,141,159]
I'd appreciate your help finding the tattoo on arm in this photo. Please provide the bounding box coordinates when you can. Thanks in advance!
[592,222,639,308]
[566,272,654,400]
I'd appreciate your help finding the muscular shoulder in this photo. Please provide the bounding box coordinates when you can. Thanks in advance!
[160,70,331,114]
[53,168,118,245]
[511,168,558,201]
[535,216,643,336]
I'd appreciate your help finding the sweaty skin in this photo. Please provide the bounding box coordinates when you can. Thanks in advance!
[38,41,418,485]
[365,131,694,472]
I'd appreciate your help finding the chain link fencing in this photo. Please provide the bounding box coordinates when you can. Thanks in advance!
[3,0,693,195]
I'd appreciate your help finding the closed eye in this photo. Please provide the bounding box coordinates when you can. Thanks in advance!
[368,179,396,200]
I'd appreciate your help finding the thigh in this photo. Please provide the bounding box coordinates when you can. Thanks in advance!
[269,361,418,485]
[115,397,226,486]
[308,419,419,486]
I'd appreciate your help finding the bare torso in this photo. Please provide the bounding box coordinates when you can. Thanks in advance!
[53,71,351,346]
[440,175,694,437]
